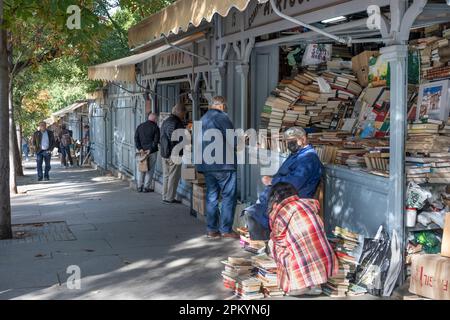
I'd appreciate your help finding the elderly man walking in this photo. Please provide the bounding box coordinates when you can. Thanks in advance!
[196,96,238,239]
[32,121,56,181]
[135,113,160,193]
[160,103,187,204]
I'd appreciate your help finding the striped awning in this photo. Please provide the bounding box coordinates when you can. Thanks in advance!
[88,32,205,82]
[53,102,88,118]
[128,0,252,48]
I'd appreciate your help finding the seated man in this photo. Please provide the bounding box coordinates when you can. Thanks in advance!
[244,126,323,240]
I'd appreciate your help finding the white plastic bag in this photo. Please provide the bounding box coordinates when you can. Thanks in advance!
[301,44,332,66]
[382,229,402,296]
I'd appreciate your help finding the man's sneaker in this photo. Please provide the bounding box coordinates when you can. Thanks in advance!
[171,199,182,204]
[221,232,240,239]
[143,188,154,193]
[163,199,181,204]
[138,187,143,193]
[207,231,221,239]
[38,178,43,182]
[44,177,50,181]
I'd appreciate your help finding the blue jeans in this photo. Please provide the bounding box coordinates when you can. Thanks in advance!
[204,171,237,234]
[36,150,51,179]
[60,145,73,167]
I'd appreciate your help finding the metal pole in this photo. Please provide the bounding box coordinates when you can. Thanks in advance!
[381,44,408,283]
[236,64,249,202]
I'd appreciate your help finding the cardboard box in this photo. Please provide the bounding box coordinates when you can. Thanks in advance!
[442,213,450,258]
[182,165,196,181]
[182,165,205,184]
[192,184,206,216]
[409,254,450,300]
[352,50,379,87]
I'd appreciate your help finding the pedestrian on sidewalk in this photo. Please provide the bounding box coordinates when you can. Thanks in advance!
[135,113,160,193]
[32,121,56,181]
[21,136,29,161]
[196,96,238,239]
[160,103,187,204]
[59,123,74,168]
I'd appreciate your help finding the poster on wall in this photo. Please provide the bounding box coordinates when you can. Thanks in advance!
[416,80,450,121]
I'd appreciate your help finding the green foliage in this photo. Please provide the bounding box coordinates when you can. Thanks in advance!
[6,0,176,137]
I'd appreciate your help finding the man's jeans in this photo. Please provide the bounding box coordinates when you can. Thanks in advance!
[137,152,157,189]
[36,150,51,179]
[204,171,237,234]
[60,145,73,167]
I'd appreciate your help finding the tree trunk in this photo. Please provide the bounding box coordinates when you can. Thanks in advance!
[13,118,23,177]
[0,0,12,239]
[8,83,17,194]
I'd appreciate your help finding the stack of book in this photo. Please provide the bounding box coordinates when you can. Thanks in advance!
[406,133,450,153]
[364,148,390,173]
[335,148,367,166]
[406,154,450,184]
[411,32,450,80]
[235,277,264,300]
[324,226,361,297]
[221,257,254,291]
[251,254,283,298]
[260,96,290,131]
[282,110,300,128]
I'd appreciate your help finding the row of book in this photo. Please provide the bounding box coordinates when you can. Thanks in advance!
[324,226,364,297]
[410,28,450,80]
[406,118,450,184]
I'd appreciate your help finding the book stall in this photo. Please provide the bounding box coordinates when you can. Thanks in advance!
[253,22,450,299]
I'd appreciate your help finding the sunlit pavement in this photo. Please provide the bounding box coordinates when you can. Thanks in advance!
[0,158,402,300]
[1,158,245,300]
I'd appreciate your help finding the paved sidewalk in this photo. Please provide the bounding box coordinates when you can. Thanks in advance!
[1,159,244,300]
[1,159,401,300]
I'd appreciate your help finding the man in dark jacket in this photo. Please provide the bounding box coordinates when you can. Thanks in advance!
[32,121,56,181]
[135,113,160,193]
[160,103,187,204]
[196,96,238,239]
[59,123,73,168]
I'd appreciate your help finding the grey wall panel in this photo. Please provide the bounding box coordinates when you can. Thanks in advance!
[324,165,393,238]
[247,46,279,201]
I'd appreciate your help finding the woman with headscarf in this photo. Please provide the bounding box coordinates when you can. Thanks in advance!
[267,182,338,295]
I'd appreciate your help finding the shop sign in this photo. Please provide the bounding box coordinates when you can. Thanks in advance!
[155,47,193,73]
[244,0,348,30]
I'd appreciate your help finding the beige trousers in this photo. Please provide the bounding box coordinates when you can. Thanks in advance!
[162,158,181,201]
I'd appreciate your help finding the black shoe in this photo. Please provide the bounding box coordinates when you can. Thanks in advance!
[44,176,50,181]
[144,188,154,193]
[138,187,143,193]
[163,199,182,204]
[38,178,43,182]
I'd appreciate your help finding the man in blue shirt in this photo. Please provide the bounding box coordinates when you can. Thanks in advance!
[245,127,323,239]
[196,96,238,239]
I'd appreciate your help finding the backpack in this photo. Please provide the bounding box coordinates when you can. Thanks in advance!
[61,131,72,147]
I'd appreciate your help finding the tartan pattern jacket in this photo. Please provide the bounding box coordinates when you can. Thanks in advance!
[269,196,338,293]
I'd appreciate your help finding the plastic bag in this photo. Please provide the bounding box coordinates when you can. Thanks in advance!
[355,226,392,296]
[301,44,332,66]
[406,182,432,209]
[383,229,402,296]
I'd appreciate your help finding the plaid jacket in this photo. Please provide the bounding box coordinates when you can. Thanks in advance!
[268,196,338,293]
